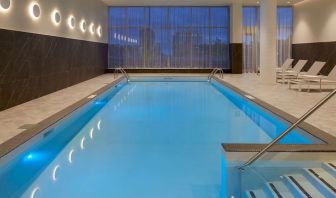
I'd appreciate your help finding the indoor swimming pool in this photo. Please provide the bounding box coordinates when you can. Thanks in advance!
[0,77,323,198]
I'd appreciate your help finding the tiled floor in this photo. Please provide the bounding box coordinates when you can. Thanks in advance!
[0,73,335,146]
[216,73,336,138]
[0,74,122,144]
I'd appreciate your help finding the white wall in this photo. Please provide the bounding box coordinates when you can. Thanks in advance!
[0,0,108,43]
[293,0,336,44]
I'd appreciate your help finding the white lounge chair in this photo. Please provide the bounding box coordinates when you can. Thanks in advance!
[276,58,294,73]
[296,61,326,78]
[277,60,308,83]
[289,65,336,92]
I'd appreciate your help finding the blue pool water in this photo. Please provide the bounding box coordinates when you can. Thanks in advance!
[0,77,322,197]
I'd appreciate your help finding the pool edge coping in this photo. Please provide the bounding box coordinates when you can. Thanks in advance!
[212,76,336,152]
[0,77,125,159]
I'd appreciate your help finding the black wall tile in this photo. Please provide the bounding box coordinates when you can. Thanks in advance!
[229,43,243,74]
[0,29,108,111]
[292,42,336,75]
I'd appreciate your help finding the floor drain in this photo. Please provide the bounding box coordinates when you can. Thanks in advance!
[18,124,35,129]
[245,95,256,100]
[87,95,97,99]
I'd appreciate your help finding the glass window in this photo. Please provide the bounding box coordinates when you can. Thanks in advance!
[108,7,230,69]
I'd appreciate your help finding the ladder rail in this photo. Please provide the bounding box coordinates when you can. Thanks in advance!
[114,67,130,81]
[239,88,336,170]
[208,68,224,81]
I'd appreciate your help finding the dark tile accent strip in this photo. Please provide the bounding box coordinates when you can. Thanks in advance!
[0,28,108,111]
[0,77,124,159]
[249,191,257,198]
[328,163,336,170]
[292,42,336,75]
[269,183,283,198]
[288,176,312,198]
[230,43,243,74]
[308,169,336,194]
[214,76,336,152]
[105,68,232,73]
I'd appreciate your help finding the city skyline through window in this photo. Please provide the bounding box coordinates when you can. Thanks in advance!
[108,7,230,69]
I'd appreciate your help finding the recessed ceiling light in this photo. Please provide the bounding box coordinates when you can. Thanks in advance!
[68,15,76,29]
[0,0,11,12]
[80,19,87,32]
[51,9,61,25]
[29,2,41,20]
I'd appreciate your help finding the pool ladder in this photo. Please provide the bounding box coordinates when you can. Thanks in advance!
[208,68,224,81]
[114,67,130,81]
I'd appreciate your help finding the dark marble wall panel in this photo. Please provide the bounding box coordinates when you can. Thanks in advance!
[229,43,243,74]
[0,29,108,111]
[292,42,336,75]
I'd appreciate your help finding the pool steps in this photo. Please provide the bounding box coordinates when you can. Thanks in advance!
[244,161,336,198]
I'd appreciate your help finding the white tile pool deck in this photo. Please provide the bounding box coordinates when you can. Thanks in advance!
[0,73,335,145]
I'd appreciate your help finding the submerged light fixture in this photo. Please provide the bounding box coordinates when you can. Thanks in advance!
[52,164,60,181]
[90,128,94,139]
[80,136,86,150]
[0,0,11,12]
[51,9,61,25]
[30,187,40,198]
[29,1,41,20]
[68,149,75,163]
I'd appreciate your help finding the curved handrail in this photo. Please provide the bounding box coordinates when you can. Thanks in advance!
[208,68,224,81]
[114,67,130,81]
[239,88,336,170]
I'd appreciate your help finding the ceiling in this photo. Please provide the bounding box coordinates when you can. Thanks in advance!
[101,0,304,6]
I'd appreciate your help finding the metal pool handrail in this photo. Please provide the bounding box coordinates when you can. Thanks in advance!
[239,88,336,170]
[208,68,224,81]
[114,67,130,81]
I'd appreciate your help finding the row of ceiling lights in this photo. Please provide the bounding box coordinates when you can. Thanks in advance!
[0,0,102,37]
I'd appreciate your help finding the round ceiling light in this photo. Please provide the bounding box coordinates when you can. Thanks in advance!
[68,15,76,29]
[29,2,41,20]
[0,0,11,12]
[89,23,95,35]
[96,25,102,37]
[51,9,61,25]
[80,19,87,32]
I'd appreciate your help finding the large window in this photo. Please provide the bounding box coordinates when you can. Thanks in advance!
[242,6,293,73]
[108,7,230,69]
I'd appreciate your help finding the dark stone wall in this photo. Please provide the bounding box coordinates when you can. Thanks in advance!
[0,29,108,111]
[229,43,243,74]
[292,42,336,75]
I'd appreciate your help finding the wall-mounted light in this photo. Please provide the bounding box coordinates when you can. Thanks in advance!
[97,25,102,37]
[80,19,87,32]
[89,23,95,35]
[29,2,41,20]
[51,9,61,26]
[68,15,76,29]
[0,0,11,12]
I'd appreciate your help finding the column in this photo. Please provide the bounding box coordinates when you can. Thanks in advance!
[260,0,277,83]
[230,1,243,74]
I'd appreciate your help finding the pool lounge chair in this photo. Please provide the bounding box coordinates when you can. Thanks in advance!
[277,60,308,83]
[296,61,326,78]
[276,58,294,73]
[289,65,336,92]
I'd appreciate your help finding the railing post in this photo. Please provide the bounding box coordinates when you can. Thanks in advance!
[239,88,336,170]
